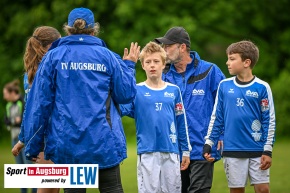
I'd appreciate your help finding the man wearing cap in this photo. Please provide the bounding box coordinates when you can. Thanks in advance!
[23,7,140,193]
[155,27,225,193]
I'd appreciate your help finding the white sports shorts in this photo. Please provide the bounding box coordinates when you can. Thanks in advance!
[137,152,181,193]
[223,157,270,188]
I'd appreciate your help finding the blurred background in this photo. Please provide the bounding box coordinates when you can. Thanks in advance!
[0,0,289,159]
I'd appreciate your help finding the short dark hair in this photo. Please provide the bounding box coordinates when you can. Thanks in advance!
[226,40,259,68]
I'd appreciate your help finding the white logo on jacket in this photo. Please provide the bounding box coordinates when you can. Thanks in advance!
[192,89,205,95]
[246,90,259,98]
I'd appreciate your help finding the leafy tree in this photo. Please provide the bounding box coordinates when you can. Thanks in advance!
[0,0,289,138]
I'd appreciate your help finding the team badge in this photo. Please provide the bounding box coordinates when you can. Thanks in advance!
[175,102,184,115]
[261,98,269,112]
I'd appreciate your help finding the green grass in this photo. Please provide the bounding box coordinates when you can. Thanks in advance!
[1,139,289,193]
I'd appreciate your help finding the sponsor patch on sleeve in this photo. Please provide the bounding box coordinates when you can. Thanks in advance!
[261,98,269,112]
[175,102,184,115]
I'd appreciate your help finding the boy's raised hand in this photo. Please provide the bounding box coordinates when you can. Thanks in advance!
[123,42,140,63]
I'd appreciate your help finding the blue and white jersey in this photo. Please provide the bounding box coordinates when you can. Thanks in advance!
[205,76,276,155]
[121,82,191,155]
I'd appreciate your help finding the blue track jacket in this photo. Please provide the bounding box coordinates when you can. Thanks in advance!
[163,51,225,161]
[23,35,137,169]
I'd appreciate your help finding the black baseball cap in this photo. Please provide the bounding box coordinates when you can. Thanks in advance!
[155,27,191,48]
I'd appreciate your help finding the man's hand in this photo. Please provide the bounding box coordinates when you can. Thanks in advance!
[203,153,215,162]
[123,42,140,63]
[203,144,215,162]
[181,156,190,170]
[260,155,272,170]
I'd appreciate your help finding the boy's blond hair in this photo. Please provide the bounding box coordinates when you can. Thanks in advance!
[226,40,259,69]
[139,42,167,64]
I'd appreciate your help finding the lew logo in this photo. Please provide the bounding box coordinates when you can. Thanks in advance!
[164,92,174,98]
[192,89,205,95]
[4,164,99,188]
[246,90,258,98]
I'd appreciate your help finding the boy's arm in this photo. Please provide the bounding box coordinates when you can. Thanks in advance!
[175,88,191,170]
[203,83,224,161]
[175,87,191,153]
[261,83,276,158]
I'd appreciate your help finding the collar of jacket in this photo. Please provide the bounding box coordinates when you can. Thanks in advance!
[49,35,107,51]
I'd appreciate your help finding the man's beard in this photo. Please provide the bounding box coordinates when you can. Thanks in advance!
[166,55,182,64]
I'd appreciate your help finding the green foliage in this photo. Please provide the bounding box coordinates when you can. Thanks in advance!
[271,71,290,138]
[0,0,290,138]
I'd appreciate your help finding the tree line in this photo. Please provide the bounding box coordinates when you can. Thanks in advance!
[0,0,289,139]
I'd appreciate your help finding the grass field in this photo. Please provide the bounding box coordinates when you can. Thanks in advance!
[1,138,289,193]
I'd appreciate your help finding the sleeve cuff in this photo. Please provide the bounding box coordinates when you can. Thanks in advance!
[123,60,136,68]
[262,151,272,158]
[182,151,190,157]
[264,144,273,152]
[18,140,24,145]
[205,139,214,147]
[203,144,212,155]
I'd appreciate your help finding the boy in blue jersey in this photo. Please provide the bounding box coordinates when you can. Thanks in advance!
[120,42,191,193]
[203,40,276,193]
